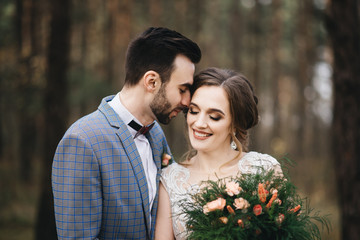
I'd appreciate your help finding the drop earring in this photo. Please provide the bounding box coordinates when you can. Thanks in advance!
[231,132,237,150]
[231,140,237,150]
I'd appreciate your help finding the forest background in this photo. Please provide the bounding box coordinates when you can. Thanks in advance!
[1,0,359,239]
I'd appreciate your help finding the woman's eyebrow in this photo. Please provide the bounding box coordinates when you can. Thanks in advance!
[189,103,225,115]
[208,108,225,115]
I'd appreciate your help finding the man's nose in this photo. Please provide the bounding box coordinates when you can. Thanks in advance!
[181,91,191,107]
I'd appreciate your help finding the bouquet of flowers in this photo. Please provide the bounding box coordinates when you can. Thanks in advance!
[179,169,330,240]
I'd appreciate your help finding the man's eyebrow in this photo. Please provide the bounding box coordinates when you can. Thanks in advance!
[180,83,191,88]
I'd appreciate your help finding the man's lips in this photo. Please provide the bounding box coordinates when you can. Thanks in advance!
[169,107,184,118]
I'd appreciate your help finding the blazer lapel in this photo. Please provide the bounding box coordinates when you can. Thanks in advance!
[98,96,151,235]
[146,131,162,171]
[146,129,163,237]
[116,125,151,232]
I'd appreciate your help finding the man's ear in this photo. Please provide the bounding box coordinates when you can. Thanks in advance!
[143,70,161,92]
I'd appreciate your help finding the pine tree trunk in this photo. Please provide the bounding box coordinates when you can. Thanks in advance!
[270,0,282,141]
[295,0,316,157]
[35,0,70,238]
[230,0,243,71]
[326,0,360,239]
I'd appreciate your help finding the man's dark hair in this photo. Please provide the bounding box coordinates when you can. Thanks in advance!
[124,27,201,86]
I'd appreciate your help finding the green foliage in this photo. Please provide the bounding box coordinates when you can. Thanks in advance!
[68,69,112,107]
[0,0,15,47]
[180,170,330,240]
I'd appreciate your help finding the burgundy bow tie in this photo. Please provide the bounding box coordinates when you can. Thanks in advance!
[128,120,155,139]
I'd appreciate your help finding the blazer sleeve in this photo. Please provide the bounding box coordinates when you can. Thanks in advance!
[52,132,102,239]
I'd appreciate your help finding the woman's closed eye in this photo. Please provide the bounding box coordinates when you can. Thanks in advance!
[210,115,221,121]
[188,108,199,115]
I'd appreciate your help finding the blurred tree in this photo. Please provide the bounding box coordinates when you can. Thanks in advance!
[229,0,243,71]
[16,0,42,183]
[326,0,360,239]
[35,0,71,238]
[106,0,131,87]
[294,0,316,157]
[149,0,162,26]
[270,0,283,143]
[248,0,263,89]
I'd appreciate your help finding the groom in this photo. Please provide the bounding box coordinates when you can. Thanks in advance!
[52,27,201,240]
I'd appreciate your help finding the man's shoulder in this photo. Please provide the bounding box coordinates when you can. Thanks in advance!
[65,109,110,137]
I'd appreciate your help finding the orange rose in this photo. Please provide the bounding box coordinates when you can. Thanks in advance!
[233,197,250,210]
[253,204,263,216]
[203,198,226,214]
[225,181,242,196]
[237,219,244,228]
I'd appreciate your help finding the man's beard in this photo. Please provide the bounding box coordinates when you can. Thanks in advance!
[150,85,173,125]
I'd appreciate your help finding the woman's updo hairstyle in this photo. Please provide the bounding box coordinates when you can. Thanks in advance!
[191,67,259,152]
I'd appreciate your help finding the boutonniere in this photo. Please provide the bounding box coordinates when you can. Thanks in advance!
[161,153,172,168]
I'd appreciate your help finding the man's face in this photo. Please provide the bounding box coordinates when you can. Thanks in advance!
[150,55,195,124]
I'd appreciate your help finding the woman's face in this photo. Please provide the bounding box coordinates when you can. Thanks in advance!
[187,85,232,152]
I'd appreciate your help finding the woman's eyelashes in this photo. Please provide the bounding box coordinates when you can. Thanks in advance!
[188,107,222,121]
[188,108,199,115]
[210,115,221,121]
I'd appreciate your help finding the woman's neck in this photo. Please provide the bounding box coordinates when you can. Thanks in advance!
[192,148,243,176]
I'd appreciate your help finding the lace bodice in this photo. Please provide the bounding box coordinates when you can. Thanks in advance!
[160,151,282,240]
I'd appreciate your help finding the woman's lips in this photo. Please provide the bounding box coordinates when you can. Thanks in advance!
[193,129,212,140]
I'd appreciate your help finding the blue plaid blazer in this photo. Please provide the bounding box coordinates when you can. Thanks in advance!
[52,95,171,240]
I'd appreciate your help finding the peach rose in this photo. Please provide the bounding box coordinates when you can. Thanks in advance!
[274,198,282,205]
[203,198,226,214]
[275,213,285,225]
[225,181,242,196]
[233,197,250,210]
[253,204,263,216]
[219,216,228,224]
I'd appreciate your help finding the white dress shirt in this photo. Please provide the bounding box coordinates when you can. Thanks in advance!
[108,92,157,221]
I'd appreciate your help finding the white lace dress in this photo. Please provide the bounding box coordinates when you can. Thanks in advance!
[160,151,282,240]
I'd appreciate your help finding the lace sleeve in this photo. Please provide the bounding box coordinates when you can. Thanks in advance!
[238,151,283,176]
[160,163,191,197]
[160,163,194,239]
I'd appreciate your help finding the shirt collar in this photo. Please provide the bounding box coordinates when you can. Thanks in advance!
[108,92,143,126]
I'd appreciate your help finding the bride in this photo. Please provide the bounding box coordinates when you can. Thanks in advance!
[155,67,283,240]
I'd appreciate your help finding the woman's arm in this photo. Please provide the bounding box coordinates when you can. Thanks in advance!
[155,182,175,240]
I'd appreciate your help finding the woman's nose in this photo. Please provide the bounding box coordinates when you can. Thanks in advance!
[194,114,207,128]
